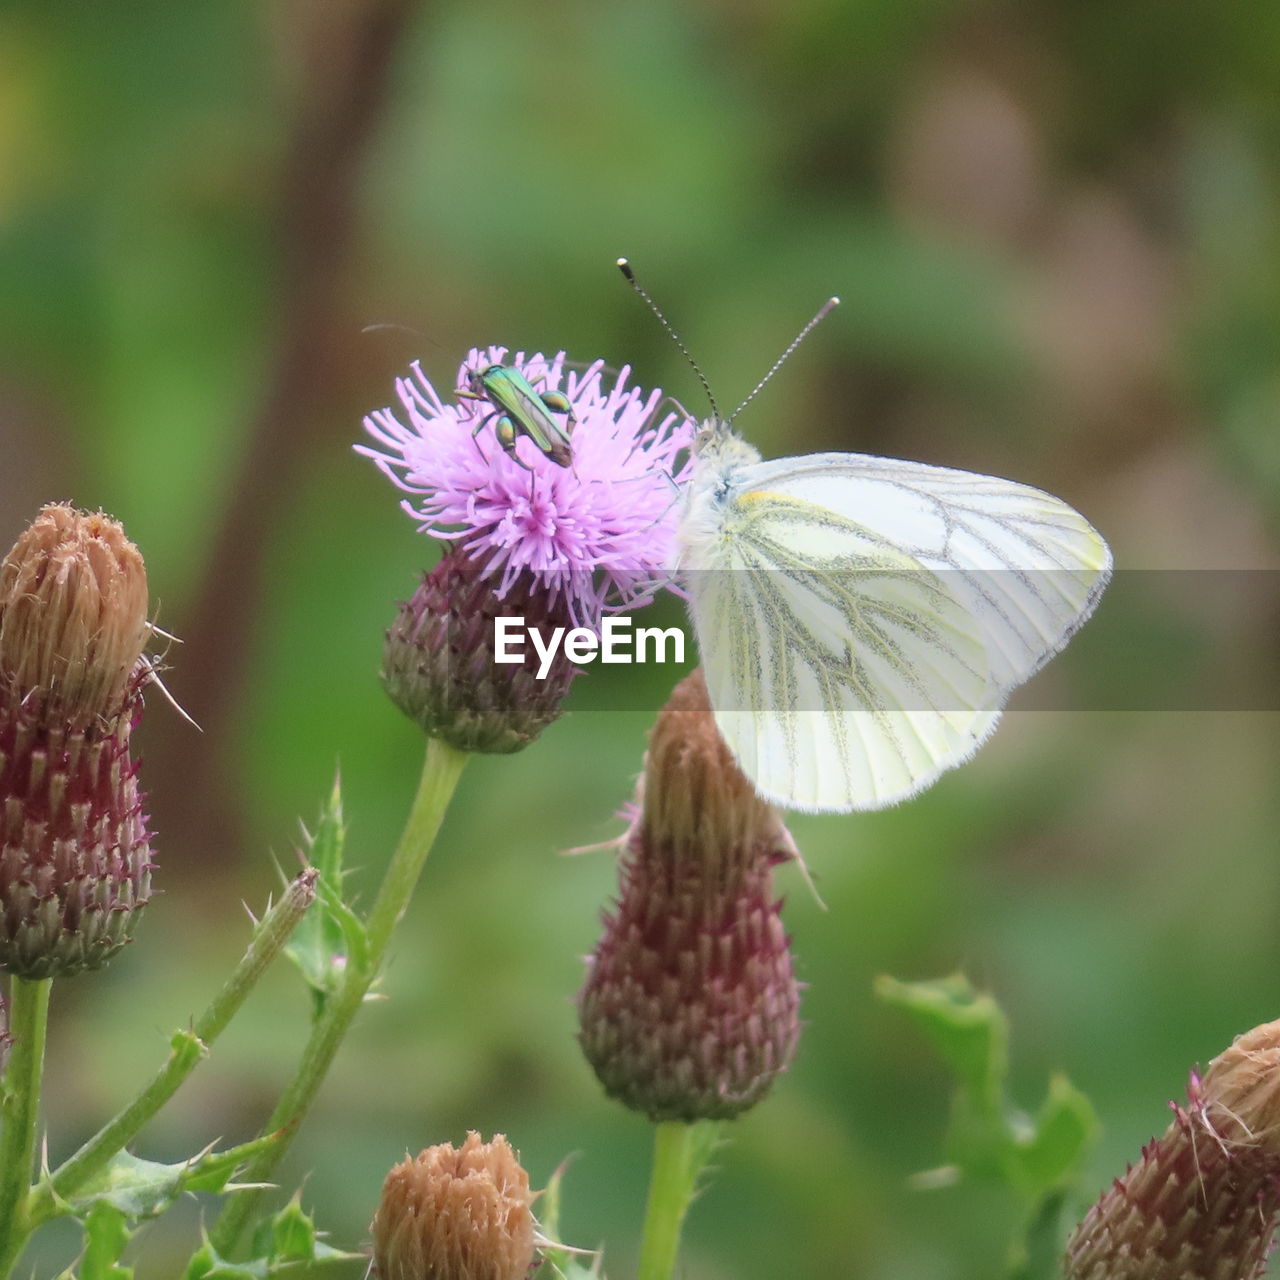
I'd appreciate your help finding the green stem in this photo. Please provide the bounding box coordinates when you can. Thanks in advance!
[637,1120,723,1280]
[206,737,468,1258]
[0,976,53,1279]
[42,868,319,1211]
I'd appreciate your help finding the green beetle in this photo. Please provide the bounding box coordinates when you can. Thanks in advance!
[457,363,575,468]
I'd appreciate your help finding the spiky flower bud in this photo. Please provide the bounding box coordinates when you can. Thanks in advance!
[382,549,577,753]
[1065,1018,1280,1279]
[0,505,155,978]
[370,1132,536,1280]
[577,669,801,1122]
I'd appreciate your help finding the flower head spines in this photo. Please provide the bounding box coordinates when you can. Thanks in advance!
[382,549,577,753]
[360,348,692,629]
[1065,1018,1280,1280]
[370,1132,536,1280]
[577,670,801,1122]
[0,506,155,978]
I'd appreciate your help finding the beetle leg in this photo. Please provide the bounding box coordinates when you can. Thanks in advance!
[467,411,500,462]
[496,417,532,471]
[538,390,576,433]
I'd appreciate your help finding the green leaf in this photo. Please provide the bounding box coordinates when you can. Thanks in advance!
[878,972,1099,1277]
[309,1241,366,1267]
[270,1194,316,1262]
[539,1161,567,1243]
[69,1132,279,1220]
[286,777,370,1016]
[80,1201,134,1280]
[875,973,1007,1115]
[1012,1072,1097,1198]
[184,1240,268,1280]
[535,1160,605,1280]
[186,1194,363,1279]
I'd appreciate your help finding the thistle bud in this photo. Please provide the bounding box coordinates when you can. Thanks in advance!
[370,1132,536,1280]
[577,669,801,1122]
[382,549,577,754]
[1065,1018,1280,1279]
[0,505,155,978]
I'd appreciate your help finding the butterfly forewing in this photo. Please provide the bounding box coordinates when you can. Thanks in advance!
[739,454,1112,695]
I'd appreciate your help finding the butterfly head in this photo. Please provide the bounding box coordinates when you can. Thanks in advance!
[691,414,759,469]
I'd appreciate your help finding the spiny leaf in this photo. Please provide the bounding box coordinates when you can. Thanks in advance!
[285,777,369,1016]
[80,1201,134,1280]
[270,1193,317,1262]
[189,1194,364,1279]
[183,1241,268,1280]
[69,1132,279,1220]
[534,1160,605,1279]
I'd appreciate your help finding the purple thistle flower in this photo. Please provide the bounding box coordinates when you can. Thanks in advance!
[359,347,692,627]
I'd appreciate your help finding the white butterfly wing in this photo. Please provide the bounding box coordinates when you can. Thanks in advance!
[684,483,1001,811]
[743,453,1113,691]
[683,451,1110,812]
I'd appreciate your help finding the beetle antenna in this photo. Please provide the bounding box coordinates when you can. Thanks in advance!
[730,296,840,421]
[617,258,722,420]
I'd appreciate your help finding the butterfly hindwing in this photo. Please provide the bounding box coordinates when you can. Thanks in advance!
[685,483,1003,811]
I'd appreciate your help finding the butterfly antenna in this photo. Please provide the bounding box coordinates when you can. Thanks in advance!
[730,295,840,421]
[617,258,722,420]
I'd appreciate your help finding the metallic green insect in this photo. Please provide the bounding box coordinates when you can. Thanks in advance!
[457,363,575,468]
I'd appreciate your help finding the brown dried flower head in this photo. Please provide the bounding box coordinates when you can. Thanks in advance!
[371,1132,536,1280]
[0,503,149,727]
[1065,1017,1280,1280]
[577,668,801,1122]
[0,504,155,977]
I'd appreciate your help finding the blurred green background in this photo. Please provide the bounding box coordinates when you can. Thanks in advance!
[2,0,1278,1276]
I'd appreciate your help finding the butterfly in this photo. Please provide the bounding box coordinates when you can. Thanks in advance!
[620,259,1112,813]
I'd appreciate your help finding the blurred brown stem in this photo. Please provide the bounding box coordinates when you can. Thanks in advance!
[153,0,418,875]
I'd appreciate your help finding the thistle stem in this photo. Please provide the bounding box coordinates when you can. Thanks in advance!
[0,976,53,1279]
[42,869,319,1212]
[636,1120,722,1280]
[205,737,468,1258]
